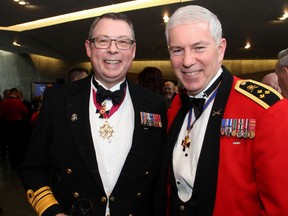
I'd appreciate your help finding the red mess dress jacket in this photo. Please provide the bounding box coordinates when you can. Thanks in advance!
[156,67,288,216]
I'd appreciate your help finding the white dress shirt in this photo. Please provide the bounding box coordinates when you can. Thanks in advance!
[89,78,134,215]
[173,69,222,202]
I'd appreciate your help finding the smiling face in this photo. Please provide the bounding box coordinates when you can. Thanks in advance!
[168,21,226,96]
[85,18,136,88]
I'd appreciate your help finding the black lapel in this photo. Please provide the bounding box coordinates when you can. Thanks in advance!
[166,107,189,192]
[112,80,150,192]
[65,75,104,190]
[192,67,234,215]
[113,80,168,193]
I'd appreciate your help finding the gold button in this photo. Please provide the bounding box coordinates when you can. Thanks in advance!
[180,205,185,211]
[110,196,115,202]
[66,168,72,174]
[137,192,142,198]
[101,197,107,203]
[73,192,79,198]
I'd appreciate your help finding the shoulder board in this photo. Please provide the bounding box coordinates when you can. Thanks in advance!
[235,79,283,109]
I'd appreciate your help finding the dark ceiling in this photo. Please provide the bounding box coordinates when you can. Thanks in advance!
[0,0,287,63]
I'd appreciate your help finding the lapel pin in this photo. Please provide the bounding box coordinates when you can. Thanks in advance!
[71,113,78,121]
[212,109,221,116]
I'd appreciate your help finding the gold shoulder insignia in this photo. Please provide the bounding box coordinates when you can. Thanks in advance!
[235,79,283,109]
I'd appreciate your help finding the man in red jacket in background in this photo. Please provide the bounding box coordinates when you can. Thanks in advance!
[155,5,288,216]
[0,88,28,169]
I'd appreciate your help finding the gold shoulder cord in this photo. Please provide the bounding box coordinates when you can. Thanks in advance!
[27,186,59,216]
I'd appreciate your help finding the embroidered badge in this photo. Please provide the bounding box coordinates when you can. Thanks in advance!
[235,79,283,109]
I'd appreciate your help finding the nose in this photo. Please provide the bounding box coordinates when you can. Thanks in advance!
[182,49,196,68]
[108,40,118,53]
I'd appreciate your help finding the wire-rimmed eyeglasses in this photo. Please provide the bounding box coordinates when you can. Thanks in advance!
[89,37,135,50]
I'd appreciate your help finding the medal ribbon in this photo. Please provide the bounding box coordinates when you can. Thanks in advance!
[92,89,126,118]
[186,85,219,131]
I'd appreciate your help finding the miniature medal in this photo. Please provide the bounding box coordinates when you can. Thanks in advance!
[97,102,109,118]
[181,135,191,151]
[231,119,237,137]
[248,119,256,139]
[99,121,114,141]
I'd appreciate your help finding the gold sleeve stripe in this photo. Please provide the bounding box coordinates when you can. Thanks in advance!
[35,194,58,216]
[31,190,52,207]
[26,186,59,216]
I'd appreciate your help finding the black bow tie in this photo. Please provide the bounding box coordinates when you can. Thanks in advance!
[180,94,205,119]
[93,79,126,105]
[180,74,222,118]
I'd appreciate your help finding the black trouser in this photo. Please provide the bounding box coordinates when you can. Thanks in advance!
[4,120,26,169]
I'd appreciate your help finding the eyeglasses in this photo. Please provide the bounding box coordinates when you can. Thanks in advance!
[89,37,135,50]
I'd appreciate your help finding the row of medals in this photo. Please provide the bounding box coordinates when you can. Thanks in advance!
[220,118,256,139]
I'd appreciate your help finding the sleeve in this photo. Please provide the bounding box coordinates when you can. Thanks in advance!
[18,89,64,216]
[253,98,288,214]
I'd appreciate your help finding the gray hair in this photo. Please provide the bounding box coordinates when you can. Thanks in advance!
[88,12,135,41]
[165,5,223,45]
[278,48,288,67]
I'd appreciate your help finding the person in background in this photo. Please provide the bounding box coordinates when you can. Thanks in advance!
[0,89,10,161]
[19,91,33,113]
[3,89,10,100]
[0,93,3,161]
[18,90,33,157]
[275,48,288,98]
[155,5,288,216]
[138,66,164,95]
[261,72,282,94]
[19,12,167,216]
[0,88,29,169]
[65,66,89,83]
[163,81,177,107]
[30,96,42,127]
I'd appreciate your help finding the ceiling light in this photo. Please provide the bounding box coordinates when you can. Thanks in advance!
[18,0,26,5]
[1,0,193,31]
[278,11,288,21]
[163,15,169,23]
[13,41,21,47]
[244,42,251,49]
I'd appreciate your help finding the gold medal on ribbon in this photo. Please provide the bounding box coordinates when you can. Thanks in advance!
[181,135,191,151]
[99,121,114,140]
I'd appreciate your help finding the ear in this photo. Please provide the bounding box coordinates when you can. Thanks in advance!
[283,66,288,73]
[218,38,227,63]
[85,40,92,58]
[132,43,136,59]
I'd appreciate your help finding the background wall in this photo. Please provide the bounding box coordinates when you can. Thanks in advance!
[0,49,277,102]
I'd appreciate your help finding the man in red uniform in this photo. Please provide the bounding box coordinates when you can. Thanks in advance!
[0,88,28,169]
[156,5,288,216]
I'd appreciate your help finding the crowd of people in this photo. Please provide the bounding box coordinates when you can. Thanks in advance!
[0,4,287,216]
[137,66,178,108]
[0,88,43,169]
